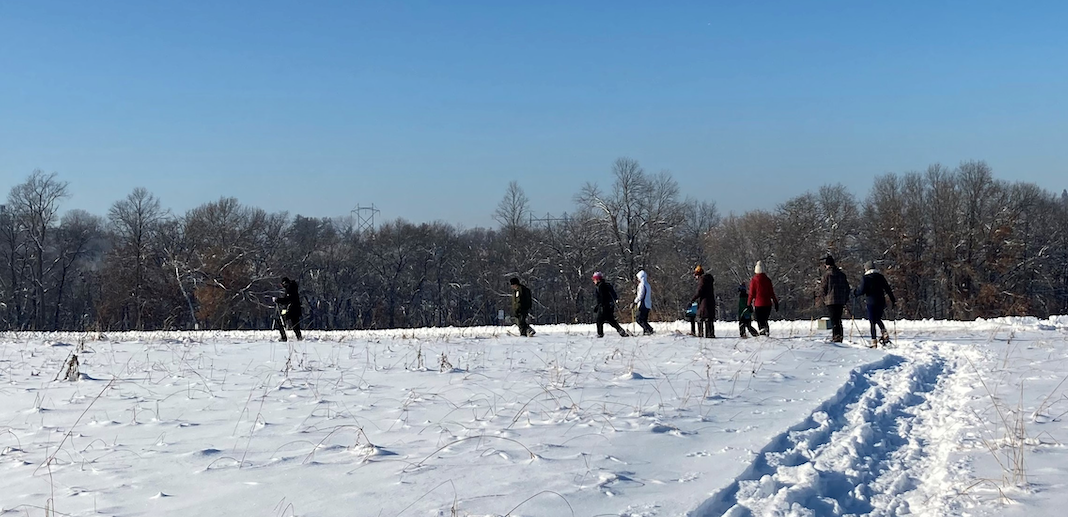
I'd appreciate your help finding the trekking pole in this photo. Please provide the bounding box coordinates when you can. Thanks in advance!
[849,295,866,343]
[850,311,864,341]
[892,305,898,342]
[848,296,855,341]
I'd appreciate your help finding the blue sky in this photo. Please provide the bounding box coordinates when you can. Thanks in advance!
[2,1,1066,227]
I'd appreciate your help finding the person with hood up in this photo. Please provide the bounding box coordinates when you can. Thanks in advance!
[633,270,655,335]
[737,283,759,338]
[819,255,851,343]
[854,260,897,347]
[690,265,716,338]
[274,276,303,342]
[510,277,536,337]
[592,272,629,338]
[747,261,779,336]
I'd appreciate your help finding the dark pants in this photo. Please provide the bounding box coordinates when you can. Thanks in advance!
[515,312,534,336]
[866,303,887,340]
[739,318,758,337]
[753,305,772,336]
[277,312,302,341]
[597,310,627,337]
[697,318,715,338]
[827,304,844,342]
[636,307,654,334]
[685,314,696,335]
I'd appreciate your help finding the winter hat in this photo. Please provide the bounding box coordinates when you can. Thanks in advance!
[754,261,764,274]
[592,271,604,281]
[863,261,874,271]
[281,276,291,285]
[822,255,836,267]
[509,277,520,285]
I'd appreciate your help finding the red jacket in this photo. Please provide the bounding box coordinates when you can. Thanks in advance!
[748,273,778,308]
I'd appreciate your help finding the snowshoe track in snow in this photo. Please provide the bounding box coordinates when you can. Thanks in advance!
[691,352,950,517]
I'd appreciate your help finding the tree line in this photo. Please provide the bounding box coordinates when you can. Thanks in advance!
[2,159,1066,331]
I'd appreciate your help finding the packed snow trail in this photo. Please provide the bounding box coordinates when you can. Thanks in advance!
[691,347,956,517]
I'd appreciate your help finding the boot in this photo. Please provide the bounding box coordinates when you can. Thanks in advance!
[880,331,890,345]
[870,338,878,348]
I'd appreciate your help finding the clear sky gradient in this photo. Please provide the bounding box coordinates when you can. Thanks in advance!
[3,1,1066,227]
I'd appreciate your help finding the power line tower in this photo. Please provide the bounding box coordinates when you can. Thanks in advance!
[530,212,569,230]
[352,204,380,233]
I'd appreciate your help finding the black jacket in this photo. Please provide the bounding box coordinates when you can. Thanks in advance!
[691,273,715,319]
[276,280,302,319]
[512,284,532,316]
[594,280,618,314]
[854,271,896,307]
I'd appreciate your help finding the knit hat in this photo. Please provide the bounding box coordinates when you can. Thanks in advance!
[509,277,520,285]
[863,261,874,271]
[754,261,764,274]
[592,271,604,281]
[822,255,835,267]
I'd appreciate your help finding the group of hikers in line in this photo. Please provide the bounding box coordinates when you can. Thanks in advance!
[274,253,897,347]
[820,254,898,346]
[508,254,897,347]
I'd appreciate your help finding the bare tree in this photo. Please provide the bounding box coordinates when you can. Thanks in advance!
[0,203,25,329]
[180,198,287,329]
[924,163,962,318]
[6,170,69,329]
[576,158,684,281]
[52,210,104,329]
[774,193,827,315]
[493,180,531,241]
[106,187,168,329]
[157,218,199,329]
[816,183,860,261]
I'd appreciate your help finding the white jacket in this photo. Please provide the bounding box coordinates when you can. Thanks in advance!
[634,270,653,309]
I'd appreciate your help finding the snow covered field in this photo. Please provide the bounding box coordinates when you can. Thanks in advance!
[2,317,1068,517]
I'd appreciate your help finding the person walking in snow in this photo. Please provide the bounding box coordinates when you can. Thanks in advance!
[737,283,759,338]
[854,261,897,347]
[633,270,655,335]
[274,276,303,342]
[819,255,851,343]
[592,272,629,338]
[747,261,779,336]
[690,265,716,338]
[510,277,536,337]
